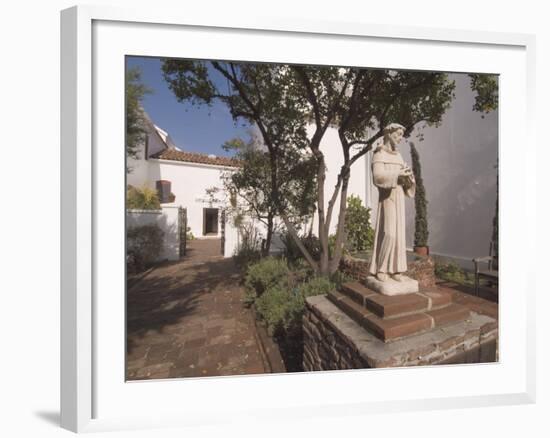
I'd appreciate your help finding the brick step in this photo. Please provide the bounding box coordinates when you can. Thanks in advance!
[328,290,470,342]
[339,282,452,319]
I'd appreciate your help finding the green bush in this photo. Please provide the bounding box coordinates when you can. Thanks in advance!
[345,195,374,252]
[410,143,429,247]
[296,276,335,299]
[434,261,474,287]
[127,224,164,273]
[244,257,290,303]
[255,285,304,336]
[234,246,262,271]
[233,222,263,270]
[328,270,353,289]
[281,232,321,265]
[253,270,334,337]
[126,185,161,210]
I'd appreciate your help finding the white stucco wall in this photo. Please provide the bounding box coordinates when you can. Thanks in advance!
[223,216,240,257]
[126,140,149,188]
[403,74,498,260]
[303,74,498,263]
[127,118,370,259]
[147,159,232,239]
[310,126,370,236]
[127,124,170,188]
[126,206,180,261]
[127,153,241,258]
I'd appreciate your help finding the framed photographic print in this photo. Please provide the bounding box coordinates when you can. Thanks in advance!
[61,4,536,433]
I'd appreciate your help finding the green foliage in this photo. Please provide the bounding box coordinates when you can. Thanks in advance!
[254,274,334,336]
[281,232,321,265]
[344,195,374,252]
[221,136,317,256]
[161,59,485,275]
[434,261,474,287]
[468,74,499,116]
[255,285,303,336]
[243,253,335,336]
[233,221,263,270]
[328,234,337,257]
[126,185,161,210]
[296,276,335,298]
[186,227,194,241]
[328,270,354,289]
[234,246,262,272]
[126,67,151,167]
[410,143,429,247]
[126,224,164,273]
[244,257,290,303]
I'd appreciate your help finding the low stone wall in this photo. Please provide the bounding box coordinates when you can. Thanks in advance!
[303,295,498,371]
[303,302,366,370]
[339,254,436,289]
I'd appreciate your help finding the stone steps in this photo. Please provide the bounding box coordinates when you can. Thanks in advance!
[340,281,452,318]
[328,282,471,342]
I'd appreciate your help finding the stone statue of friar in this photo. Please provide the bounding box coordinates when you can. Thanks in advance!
[367,123,419,295]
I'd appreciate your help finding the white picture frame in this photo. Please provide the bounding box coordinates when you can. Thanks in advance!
[60,4,536,433]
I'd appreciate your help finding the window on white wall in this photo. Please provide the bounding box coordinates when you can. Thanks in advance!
[156,180,172,203]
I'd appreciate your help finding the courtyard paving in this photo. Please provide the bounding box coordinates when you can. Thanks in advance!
[126,238,268,380]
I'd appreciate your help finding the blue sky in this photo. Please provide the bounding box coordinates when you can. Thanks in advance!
[126,56,251,157]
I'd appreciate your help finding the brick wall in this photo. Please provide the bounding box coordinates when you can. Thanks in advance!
[339,254,437,289]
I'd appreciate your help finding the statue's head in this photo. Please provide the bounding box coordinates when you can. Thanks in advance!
[383,123,405,149]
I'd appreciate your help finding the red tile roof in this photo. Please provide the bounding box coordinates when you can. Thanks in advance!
[151,148,241,168]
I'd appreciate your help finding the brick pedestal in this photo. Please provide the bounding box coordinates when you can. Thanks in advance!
[339,254,436,289]
[303,295,498,370]
[328,281,470,342]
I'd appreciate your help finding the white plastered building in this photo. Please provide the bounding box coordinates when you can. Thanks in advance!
[127,112,242,259]
[126,113,373,260]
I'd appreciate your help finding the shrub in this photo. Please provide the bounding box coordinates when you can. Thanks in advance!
[434,261,474,287]
[281,231,321,265]
[345,195,374,252]
[410,142,429,247]
[296,276,335,299]
[234,246,262,271]
[329,270,353,289]
[328,234,337,257]
[255,285,303,336]
[244,257,290,303]
[234,221,263,270]
[126,185,161,210]
[127,224,164,273]
[239,221,262,251]
[253,271,334,337]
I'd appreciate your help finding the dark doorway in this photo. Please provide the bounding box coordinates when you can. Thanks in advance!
[203,208,219,235]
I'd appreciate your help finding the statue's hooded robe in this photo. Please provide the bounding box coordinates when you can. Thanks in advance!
[369,146,416,275]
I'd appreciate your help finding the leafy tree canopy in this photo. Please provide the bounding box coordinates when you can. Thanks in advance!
[468,73,499,115]
[218,135,316,255]
[161,59,498,274]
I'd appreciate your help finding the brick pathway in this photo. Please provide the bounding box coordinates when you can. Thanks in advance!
[126,238,268,380]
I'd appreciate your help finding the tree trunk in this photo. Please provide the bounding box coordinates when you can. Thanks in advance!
[263,213,274,257]
[316,152,330,275]
[268,146,318,271]
[280,214,319,273]
[329,170,350,274]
